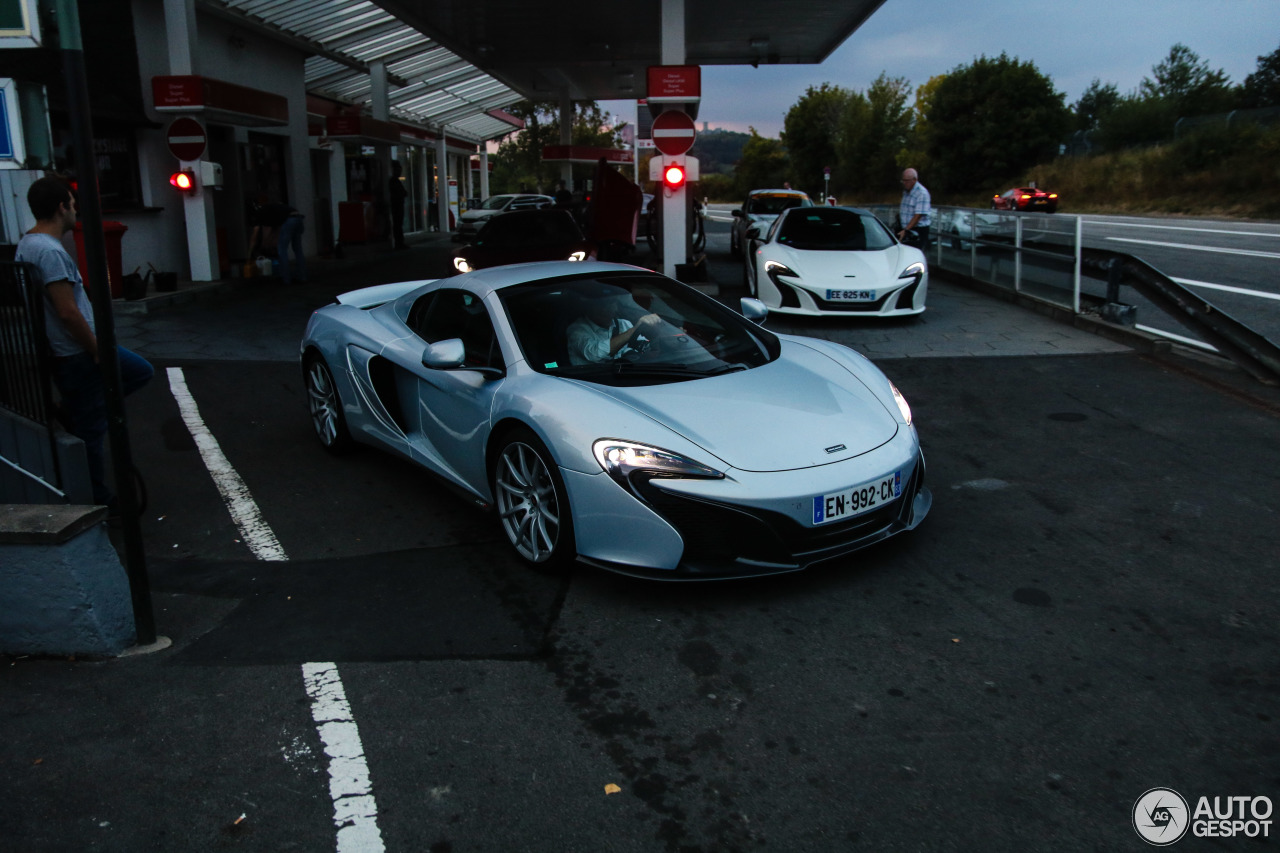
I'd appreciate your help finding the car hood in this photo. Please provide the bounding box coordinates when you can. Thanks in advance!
[459,209,496,222]
[583,341,899,472]
[770,243,914,283]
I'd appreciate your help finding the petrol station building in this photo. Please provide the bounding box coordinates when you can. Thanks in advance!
[0,0,525,284]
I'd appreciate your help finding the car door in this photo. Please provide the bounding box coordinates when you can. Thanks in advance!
[404,288,506,496]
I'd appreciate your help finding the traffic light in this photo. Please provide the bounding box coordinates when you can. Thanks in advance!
[169,169,197,194]
[662,162,686,191]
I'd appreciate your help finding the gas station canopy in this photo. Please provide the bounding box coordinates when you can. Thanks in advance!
[202,0,888,140]
[380,0,888,100]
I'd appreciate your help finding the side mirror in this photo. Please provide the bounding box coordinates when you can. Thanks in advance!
[422,338,466,369]
[740,298,768,325]
[731,209,743,218]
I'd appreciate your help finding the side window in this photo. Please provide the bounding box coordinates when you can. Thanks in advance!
[413,289,504,370]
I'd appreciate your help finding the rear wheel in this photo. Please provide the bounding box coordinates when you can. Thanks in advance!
[492,428,575,569]
[305,355,354,454]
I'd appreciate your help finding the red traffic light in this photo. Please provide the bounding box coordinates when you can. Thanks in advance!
[169,170,196,193]
[662,163,686,191]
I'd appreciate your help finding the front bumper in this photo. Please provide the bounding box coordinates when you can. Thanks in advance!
[566,432,931,580]
[763,271,928,317]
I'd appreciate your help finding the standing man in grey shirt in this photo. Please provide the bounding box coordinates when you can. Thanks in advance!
[15,176,153,511]
[897,167,932,251]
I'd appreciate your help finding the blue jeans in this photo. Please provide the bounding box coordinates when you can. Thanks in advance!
[52,347,154,505]
[278,214,307,284]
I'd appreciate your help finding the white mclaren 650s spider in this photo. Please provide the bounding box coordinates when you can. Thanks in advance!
[300,261,931,579]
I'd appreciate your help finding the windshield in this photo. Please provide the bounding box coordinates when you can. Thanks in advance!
[499,272,780,386]
[479,195,514,210]
[776,208,897,251]
[745,194,813,216]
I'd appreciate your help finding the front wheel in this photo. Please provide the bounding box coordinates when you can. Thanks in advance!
[492,428,575,570]
[305,355,355,454]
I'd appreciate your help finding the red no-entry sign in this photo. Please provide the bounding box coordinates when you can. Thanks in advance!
[651,110,697,157]
[166,117,207,161]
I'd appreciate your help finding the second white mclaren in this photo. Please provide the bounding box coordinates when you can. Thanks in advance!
[743,206,928,317]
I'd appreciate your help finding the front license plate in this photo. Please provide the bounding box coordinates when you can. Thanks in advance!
[812,471,902,524]
[825,288,878,302]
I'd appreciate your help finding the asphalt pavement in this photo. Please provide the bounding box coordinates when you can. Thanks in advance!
[4,226,1280,852]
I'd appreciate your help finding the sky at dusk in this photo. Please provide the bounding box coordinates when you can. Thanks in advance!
[600,0,1280,139]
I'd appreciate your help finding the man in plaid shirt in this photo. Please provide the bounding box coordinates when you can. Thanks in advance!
[897,167,931,250]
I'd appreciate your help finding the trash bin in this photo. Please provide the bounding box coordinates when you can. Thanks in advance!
[73,221,129,299]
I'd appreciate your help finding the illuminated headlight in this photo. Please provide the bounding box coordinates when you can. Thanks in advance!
[890,382,913,425]
[592,439,724,487]
[567,250,587,262]
[764,260,799,288]
[899,261,925,283]
[453,257,473,273]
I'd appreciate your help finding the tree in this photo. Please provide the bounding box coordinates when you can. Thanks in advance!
[490,101,626,194]
[925,53,1070,192]
[1073,79,1120,132]
[834,73,915,195]
[896,74,946,178]
[732,129,789,194]
[1140,43,1235,115]
[1241,43,1280,108]
[781,83,851,197]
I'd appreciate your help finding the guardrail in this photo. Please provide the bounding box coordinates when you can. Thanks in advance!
[866,204,1086,312]
[865,204,1280,385]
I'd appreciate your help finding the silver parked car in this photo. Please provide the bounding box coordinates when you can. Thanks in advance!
[301,261,931,579]
[455,193,555,241]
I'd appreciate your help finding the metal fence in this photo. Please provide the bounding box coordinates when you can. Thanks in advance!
[867,205,1085,312]
[0,261,67,500]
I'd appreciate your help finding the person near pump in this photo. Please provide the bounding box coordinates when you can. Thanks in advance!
[897,167,931,250]
[388,161,408,250]
[554,180,573,207]
[14,175,154,511]
[249,196,307,284]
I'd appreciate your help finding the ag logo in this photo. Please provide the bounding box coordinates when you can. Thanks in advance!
[1133,788,1190,845]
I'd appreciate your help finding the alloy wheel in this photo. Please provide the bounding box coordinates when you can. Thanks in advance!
[495,440,562,563]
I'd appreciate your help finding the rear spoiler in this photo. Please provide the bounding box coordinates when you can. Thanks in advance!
[335,280,436,309]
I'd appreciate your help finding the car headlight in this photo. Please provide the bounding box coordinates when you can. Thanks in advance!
[567,251,587,262]
[899,261,925,282]
[592,439,724,488]
[453,257,473,274]
[764,260,799,289]
[890,382,912,425]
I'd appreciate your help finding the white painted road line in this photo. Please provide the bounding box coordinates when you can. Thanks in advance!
[166,367,287,561]
[1135,324,1219,352]
[167,368,385,852]
[1106,236,1280,260]
[1089,220,1280,239]
[303,663,387,853]
[1173,277,1280,302]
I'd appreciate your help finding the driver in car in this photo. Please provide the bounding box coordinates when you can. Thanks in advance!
[566,294,663,365]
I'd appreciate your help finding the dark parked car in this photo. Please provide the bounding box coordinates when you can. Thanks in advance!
[992,186,1059,213]
[454,193,555,241]
[452,209,596,274]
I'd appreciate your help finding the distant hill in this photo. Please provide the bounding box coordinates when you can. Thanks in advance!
[689,129,752,175]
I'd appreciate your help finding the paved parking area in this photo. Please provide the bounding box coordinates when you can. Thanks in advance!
[4,230,1278,851]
